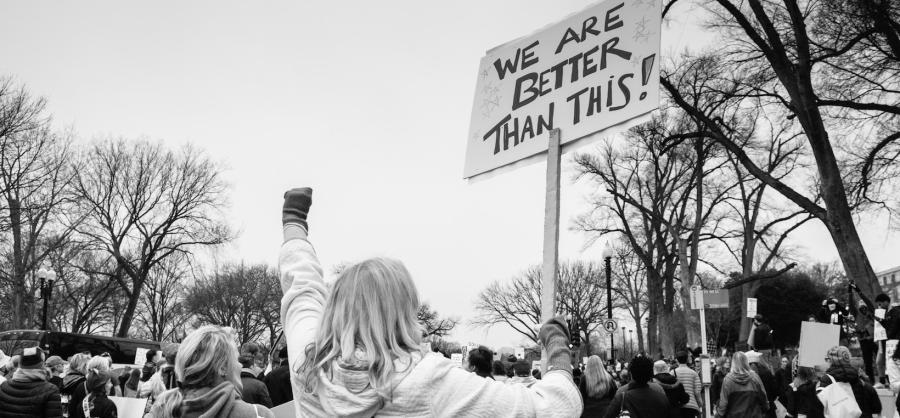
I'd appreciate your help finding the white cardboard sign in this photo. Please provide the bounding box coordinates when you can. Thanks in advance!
[464,0,662,179]
[747,298,758,318]
[798,322,840,368]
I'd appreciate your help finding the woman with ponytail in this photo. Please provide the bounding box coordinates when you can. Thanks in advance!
[279,188,581,417]
[82,368,117,418]
[149,326,274,418]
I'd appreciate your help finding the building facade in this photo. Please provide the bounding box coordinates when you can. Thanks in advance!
[877,266,900,300]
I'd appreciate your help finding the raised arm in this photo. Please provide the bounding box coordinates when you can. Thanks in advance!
[279,188,328,390]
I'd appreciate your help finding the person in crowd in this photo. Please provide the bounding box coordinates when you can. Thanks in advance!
[747,352,777,418]
[580,355,617,418]
[852,297,877,383]
[263,346,293,407]
[652,360,688,418]
[82,368,117,418]
[140,342,179,400]
[531,369,541,380]
[710,356,729,408]
[85,356,120,397]
[506,360,537,387]
[5,355,20,379]
[467,346,494,379]
[239,352,273,408]
[749,315,774,354]
[572,367,582,387]
[783,366,824,418]
[603,356,669,418]
[149,325,274,418]
[490,360,508,382]
[773,356,792,406]
[851,282,900,385]
[715,351,768,417]
[674,351,703,418]
[63,353,90,417]
[818,345,881,417]
[278,188,581,417]
[239,342,265,379]
[141,350,159,384]
[817,298,850,342]
[45,356,66,390]
[123,368,141,398]
[618,369,632,387]
[0,347,62,417]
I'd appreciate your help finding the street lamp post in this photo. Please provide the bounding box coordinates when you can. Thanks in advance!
[629,329,634,357]
[602,242,614,361]
[621,326,627,359]
[37,267,56,331]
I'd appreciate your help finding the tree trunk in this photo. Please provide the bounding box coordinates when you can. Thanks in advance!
[826,209,880,297]
[678,237,702,349]
[116,279,143,338]
[9,197,27,329]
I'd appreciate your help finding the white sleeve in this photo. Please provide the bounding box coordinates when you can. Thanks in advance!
[278,237,327,388]
[431,367,582,417]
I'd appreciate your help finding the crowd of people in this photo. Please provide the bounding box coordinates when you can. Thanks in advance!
[1,187,899,417]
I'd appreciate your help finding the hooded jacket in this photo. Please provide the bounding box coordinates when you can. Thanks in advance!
[149,381,274,418]
[653,373,688,411]
[239,369,273,408]
[0,368,63,418]
[714,371,768,418]
[262,362,293,407]
[819,362,881,417]
[279,236,582,417]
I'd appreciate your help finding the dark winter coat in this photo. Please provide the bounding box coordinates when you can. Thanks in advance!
[751,323,774,350]
[0,371,63,418]
[710,370,726,408]
[262,364,293,407]
[755,365,778,418]
[784,381,824,418]
[83,392,117,418]
[819,362,882,417]
[239,370,273,408]
[579,377,616,418]
[714,371,768,418]
[602,382,670,418]
[653,372,689,414]
[883,305,900,340]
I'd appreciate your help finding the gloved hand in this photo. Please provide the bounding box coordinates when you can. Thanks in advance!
[283,188,312,232]
[538,315,573,374]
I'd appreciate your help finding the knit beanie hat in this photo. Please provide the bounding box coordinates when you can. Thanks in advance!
[20,347,45,369]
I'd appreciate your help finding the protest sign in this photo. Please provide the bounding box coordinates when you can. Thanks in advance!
[888,340,898,360]
[134,347,149,367]
[109,397,148,418]
[515,347,525,360]
[747,298,757,318]
[450,353,463,366]
[798,322,840,368]
[464,0,662,179]
[690,288,729,310]
[272,401,297,418]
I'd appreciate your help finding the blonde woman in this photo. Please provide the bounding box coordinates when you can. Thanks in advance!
[279,188,581,417]
[150,326,274,418]
[715,352,768,417]
[580,355,617,417]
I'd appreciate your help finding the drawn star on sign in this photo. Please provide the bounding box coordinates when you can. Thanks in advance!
[481,95,501,118]
[480,69,490,79]
[632,16,652,43]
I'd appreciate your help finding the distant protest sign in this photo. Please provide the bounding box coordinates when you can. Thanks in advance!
[110,397,147,418]
[798,322,840,368]
[464,0,661,179]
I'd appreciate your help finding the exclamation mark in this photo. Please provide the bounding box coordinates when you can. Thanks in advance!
[639,54,656,101]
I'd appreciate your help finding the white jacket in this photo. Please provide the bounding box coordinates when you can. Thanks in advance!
[279,234,582,417]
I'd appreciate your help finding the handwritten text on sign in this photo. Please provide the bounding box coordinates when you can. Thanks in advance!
[464,0,661,179]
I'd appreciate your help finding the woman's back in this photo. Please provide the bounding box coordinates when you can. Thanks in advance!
[579,375,615,417]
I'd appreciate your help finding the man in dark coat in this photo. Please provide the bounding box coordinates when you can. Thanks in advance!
[263,347,293,407]
[651,360,688,418]
[238,354,273,408]
[0,346,63,417]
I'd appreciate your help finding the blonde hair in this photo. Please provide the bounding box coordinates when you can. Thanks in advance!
[730,352,751,375]
[299,257,423,397]
[827,346,851,364]
[86,356,110,373]
[154,326,242,417]
[67,353,90,375]
[583,355,613,397]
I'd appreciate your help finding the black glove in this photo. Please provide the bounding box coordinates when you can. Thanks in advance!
[538,315,573,374]
[283,188,313,231]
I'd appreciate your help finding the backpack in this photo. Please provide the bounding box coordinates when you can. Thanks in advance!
[817,374,862,418]
[669,382,690,407]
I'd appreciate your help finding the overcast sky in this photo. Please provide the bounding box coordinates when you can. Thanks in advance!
[2,0,898,349]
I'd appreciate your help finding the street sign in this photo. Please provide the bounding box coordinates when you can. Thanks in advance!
[690,288,729,310]
[603,318,619,334]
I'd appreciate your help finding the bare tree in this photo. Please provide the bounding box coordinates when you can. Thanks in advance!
[71,138,230,337]
[472,261,608,355]
[661,0,900,298]
[417,303,458,339]
[135,254,191,342]
[185,263,279,346]
[609,241,649,353]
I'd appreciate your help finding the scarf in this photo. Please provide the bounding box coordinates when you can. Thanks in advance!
[12,368,50,383]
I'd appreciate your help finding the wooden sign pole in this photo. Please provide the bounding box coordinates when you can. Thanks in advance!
[540,129,562,374]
